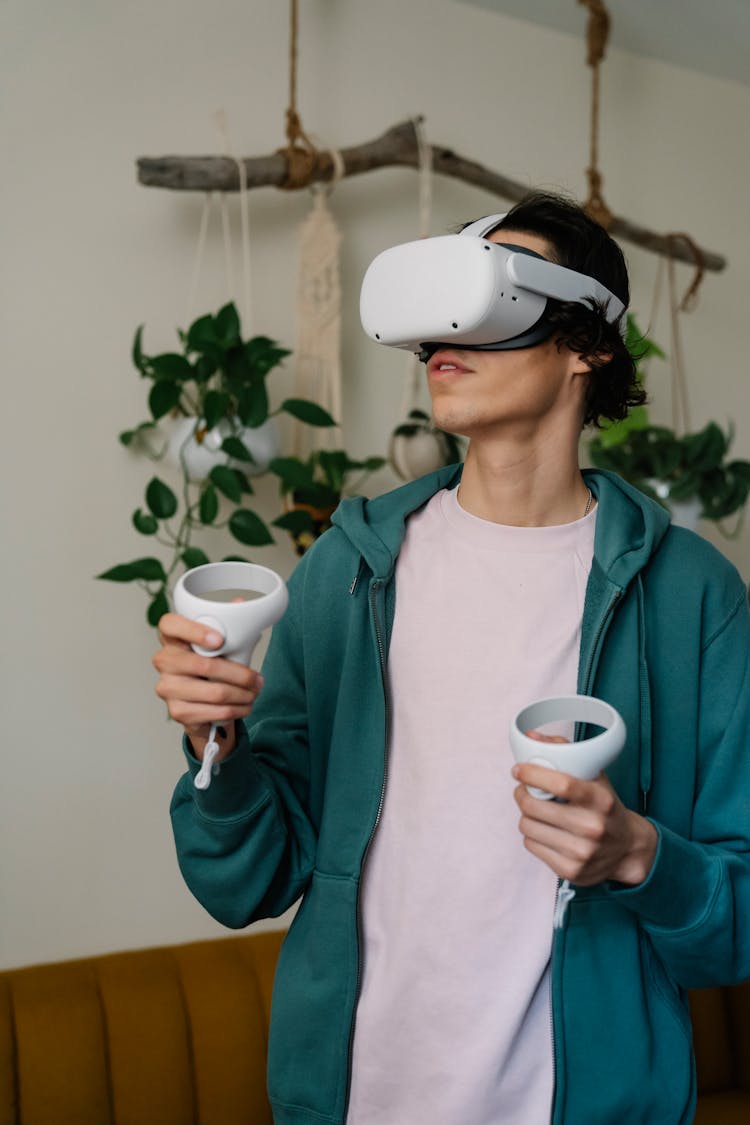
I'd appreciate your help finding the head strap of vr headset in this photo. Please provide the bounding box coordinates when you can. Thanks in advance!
[459,213,625,326]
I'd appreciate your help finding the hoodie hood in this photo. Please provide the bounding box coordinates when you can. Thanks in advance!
[333,464,671,590]
[332,463,463,580]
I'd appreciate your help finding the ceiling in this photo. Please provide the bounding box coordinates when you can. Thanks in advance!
[453,0,750,88]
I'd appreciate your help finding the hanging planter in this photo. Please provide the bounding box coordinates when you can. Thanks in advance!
[163,414,280,481]
[389,410,464,481]
[588,318,750,536]
[270,449,386,556]
[98,302,337,624]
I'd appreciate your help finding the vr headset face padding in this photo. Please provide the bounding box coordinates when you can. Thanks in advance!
[359,214,625,357]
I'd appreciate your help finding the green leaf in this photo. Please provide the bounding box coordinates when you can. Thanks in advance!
[225,344,254,388]
[221,435,255,463]
[245,336,291,377]
[316,450,351,492]
[209,464,243,503]
[269,456,314,491]
[181,547,211,569]
[272,509,315,535]
[149,353,193,381]
[132,508,158,535]
[238,383,268,428]
[146,477,178,519]
[222,554,252,563]
[193,355,218,383]
[148,379,181,420]
[233,469,254,495]
[215,302,241,345]
[119,421,157,447]
[228,508,274,546]
[199,485,219,524]
[281,398,337,427]
[203,390,232,432]
[97,557,166,582]
[293,483,340,510]
[97,563,140,582]
[132,325,147,373]
[147,589,170,627]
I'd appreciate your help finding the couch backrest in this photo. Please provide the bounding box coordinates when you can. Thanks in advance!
[0,931,284,1125]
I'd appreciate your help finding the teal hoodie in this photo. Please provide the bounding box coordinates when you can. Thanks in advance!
[171,467,750,1124]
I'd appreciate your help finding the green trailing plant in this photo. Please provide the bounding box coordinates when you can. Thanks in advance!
[97,302,336,624]
[269,449,387,555]
[589,314,750,527]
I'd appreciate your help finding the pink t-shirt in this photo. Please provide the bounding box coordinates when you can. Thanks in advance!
[347,486,596,1124]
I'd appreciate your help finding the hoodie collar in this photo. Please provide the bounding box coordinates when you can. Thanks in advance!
[332,464,671,589]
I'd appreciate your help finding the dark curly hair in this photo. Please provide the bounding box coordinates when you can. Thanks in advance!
[481,191,646,428]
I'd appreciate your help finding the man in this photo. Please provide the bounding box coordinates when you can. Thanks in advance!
[154,193,750,1124]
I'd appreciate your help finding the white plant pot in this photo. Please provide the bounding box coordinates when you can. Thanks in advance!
[164,415,280,481]
[649,479,702,532]
[389,427,447,481]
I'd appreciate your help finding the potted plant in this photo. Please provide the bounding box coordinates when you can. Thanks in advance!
[97,302,337,623]
[588,316,750,533]
[269,449,387,555]
[389,409,465,481]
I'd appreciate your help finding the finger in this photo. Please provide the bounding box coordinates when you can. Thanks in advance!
[514,785,607,841]
[518,813,597,864]
[158,612,224,651]
[521,837,584,884]
[512,763,593,804]
[167,699,255,728]
[525,730,570,744]
[156,673,260,710]
[153,647,263,691]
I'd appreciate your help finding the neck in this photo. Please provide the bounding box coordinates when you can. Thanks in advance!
[458,426,591,527]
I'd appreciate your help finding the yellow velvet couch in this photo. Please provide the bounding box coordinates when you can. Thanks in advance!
[0,929,748,1123]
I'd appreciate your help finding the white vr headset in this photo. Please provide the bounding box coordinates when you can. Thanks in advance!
[359,213,625,357]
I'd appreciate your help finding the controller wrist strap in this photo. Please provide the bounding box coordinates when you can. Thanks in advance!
[553,879,576,928]
[194,723,222,790]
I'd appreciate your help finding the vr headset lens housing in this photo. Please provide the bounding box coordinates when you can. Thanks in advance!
[359,215,625,357]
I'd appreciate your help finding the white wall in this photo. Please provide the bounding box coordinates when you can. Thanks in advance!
[2,0,749,969]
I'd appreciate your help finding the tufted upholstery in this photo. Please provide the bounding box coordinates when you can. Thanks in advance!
[0,931,283,1125]
[0,930,747,1123]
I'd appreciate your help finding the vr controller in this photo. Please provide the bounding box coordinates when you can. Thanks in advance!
[173,561,288,667]
[509,694,626,800]
[359,212,625,355]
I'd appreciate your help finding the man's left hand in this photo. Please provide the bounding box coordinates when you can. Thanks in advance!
[512,759,658,887]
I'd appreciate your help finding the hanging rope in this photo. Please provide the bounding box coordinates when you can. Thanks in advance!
[647,233,705,436]
[277,0,323,190]
[663,232,707,435]
[579,0,614,230]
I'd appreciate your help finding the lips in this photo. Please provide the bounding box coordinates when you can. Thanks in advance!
[427,350,474,377]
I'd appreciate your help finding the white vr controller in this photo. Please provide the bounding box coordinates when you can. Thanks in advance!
[173,561,288,668]
[359,212,625,354]
[509,694,626,800]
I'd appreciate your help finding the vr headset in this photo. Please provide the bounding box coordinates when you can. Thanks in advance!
[359,213,625,359]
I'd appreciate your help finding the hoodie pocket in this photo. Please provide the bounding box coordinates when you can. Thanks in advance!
[641,929,694,1047]
[266,870,359,1121]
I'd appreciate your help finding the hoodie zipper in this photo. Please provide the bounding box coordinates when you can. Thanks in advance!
[549,587,622,1123]
[343,578,390,1122]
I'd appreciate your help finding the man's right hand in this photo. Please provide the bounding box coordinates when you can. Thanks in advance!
[153,613,264,762]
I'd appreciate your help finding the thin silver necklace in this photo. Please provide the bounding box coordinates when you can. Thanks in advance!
[584,487,594,516]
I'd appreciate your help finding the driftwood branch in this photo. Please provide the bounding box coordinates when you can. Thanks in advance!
[137,118,726,272]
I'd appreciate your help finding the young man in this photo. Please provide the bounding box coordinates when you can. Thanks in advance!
[154,194,750,1124]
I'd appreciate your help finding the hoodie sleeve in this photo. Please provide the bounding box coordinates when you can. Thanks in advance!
[606,586,750,989]
[169,557,318,929]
